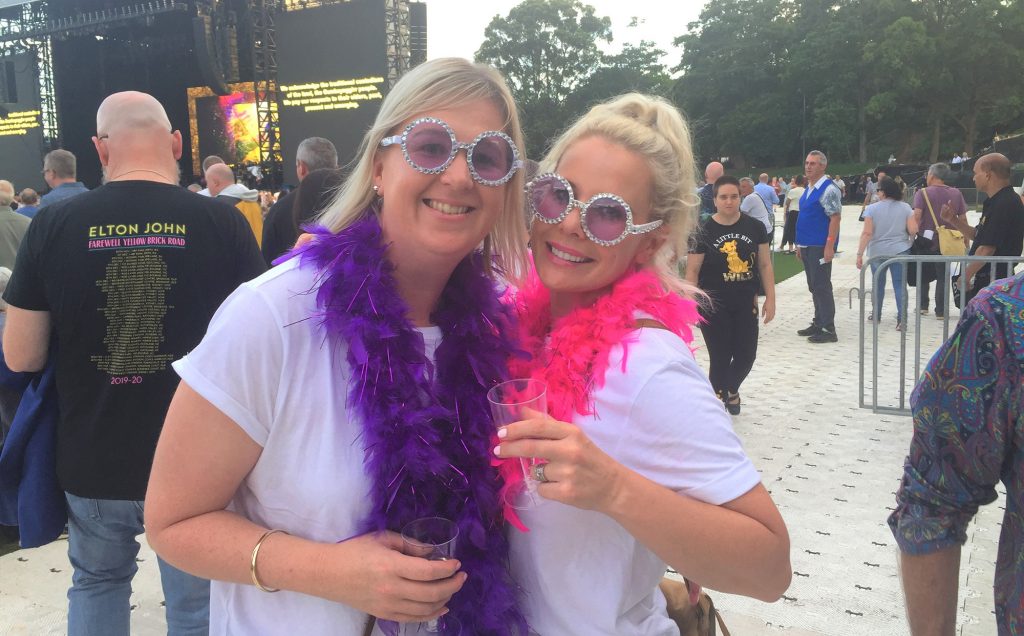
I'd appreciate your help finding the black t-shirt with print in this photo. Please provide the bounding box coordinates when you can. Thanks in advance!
[971,186,1024,282]
[692,214,768,299]
[3,181,266,500]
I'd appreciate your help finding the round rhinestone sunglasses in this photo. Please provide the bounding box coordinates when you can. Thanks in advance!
[526,173,663,246]
[380,117,523,186]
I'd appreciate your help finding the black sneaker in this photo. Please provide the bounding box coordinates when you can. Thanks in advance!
[797,324,821,336]
[808,327,838,343]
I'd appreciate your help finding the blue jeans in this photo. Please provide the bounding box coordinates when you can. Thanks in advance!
[869,249,910,322]
[65,493,209,636]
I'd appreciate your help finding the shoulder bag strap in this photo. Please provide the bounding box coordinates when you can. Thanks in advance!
[634,318,669,330]
[921,188,941,228]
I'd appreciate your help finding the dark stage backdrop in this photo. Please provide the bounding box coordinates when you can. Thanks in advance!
[0,51,45,192]
[276,0,387,185]
[51,7,199,188]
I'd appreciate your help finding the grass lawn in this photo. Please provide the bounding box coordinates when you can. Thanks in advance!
[772,250,804,284]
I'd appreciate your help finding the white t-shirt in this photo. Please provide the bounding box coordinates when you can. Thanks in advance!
[865,179,878,203]
[740,192,773,234]
[784,186,805,212]
[174,258,442,636]
[509,327,761,636]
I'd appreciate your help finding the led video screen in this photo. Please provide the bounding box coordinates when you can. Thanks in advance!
[0,52,46,193]
[276,0,387,184]
[186,83,261,175]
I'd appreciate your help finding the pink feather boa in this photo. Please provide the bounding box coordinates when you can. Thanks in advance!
[495,266,700,530]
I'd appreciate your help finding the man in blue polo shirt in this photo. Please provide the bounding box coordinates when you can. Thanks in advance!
[754,173,779,212]
[796,150,843,343]
[39,149,88,207]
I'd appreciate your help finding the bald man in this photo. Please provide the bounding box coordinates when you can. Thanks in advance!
[2,90,265,635]
[754,172,779,213]
[0,179,29,270]
[698,161,725,220]
[205,162,263,246]
[941,152,1024,304]
[196,155,225,196]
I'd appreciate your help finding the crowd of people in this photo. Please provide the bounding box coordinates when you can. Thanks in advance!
[0,54,1021,636]
[712,169,924,222]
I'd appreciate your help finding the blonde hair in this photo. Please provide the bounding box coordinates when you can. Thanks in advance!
[539,93,700,296]
[318,58,528,281]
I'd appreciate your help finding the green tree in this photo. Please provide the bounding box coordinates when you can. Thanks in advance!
[672,0,972,167]
[788,0,916,164]
[563,41,672,123]
[862,14,943,162]
[937,0,1024,154]
[672,0,801,167]
[475,0,612,154]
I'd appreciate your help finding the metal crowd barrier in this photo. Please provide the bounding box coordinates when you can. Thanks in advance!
[852,253,1024,415]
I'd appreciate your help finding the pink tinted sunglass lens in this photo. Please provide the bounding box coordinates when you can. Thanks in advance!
[471,135,515,181]
[532,177,571,219]
[584,198,628,241]
[405,122,453,170]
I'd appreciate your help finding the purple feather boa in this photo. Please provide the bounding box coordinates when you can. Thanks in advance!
[293,212,528,635]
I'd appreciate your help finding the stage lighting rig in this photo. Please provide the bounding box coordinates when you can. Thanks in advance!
[0,1,187,43]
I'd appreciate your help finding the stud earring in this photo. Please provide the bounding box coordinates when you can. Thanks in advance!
[372,184,381,196]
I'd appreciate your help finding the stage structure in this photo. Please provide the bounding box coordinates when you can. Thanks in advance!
[0,0,425,189]
[0,2,61,191]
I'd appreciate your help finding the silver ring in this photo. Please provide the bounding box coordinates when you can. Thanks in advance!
[532,463,550,483]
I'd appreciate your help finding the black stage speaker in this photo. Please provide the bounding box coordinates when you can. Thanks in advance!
[193,14,230,96]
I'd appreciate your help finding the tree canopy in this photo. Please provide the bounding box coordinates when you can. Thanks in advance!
[474,0,1024,168]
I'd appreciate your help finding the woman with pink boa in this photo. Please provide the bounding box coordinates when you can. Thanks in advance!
[493,94,791,634]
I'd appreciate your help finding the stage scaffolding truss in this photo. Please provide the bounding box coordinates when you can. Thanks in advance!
[384,0,409,89]
[248,0,282,183]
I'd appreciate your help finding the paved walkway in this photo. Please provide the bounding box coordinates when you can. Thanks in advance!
[696,206,1000,635]
[0,206,1002,635]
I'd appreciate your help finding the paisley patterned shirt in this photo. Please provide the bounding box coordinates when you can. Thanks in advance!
[888,272,1024,634]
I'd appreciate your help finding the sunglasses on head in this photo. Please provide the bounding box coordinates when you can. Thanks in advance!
[380,117,522,186]
[526,173,663,247]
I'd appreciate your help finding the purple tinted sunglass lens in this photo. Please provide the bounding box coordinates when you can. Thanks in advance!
[405,122,453,170]
[584,198,628,241]
[531,177,571,219]
[471,134,515,181]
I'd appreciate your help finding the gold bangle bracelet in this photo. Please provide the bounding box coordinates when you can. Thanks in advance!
[250,529,286,593]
